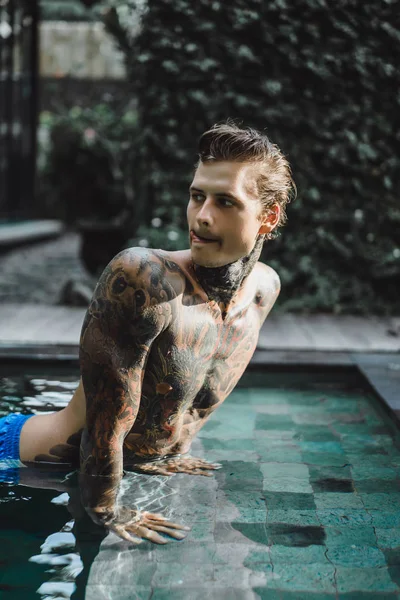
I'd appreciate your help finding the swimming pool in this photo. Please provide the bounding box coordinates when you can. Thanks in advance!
[1,364,399,599]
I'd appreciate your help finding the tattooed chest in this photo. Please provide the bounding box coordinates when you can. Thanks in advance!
[125,310,259,453]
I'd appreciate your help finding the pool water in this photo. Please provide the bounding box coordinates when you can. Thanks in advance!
[0,366,400,599]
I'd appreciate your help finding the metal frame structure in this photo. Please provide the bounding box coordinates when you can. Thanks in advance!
[0,0,39,220]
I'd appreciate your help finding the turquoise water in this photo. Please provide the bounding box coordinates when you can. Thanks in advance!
[1,366,400,599]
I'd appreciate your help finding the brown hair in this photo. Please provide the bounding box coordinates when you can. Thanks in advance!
[197,122,296,236]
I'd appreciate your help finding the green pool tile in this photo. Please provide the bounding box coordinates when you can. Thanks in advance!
[243,546,272,566]
[292,413,335,426]
[260,462,310,479]
[384,547,400,566]
[266,523,325,547]
[213,564,267,589]
[221,461,263,479]
[200,437,255,451]
[335,566,399,593]
[255,591,337,600]
[214,522,268,545]
[324,525,377,546]
[219,478,263,492]
[376,529,400,549]
[312,479,354,493]
[309,465,352,482]
[218,490,266,510]
[209,449,260,463]
[334,424,380,436]
[314,493,364,510]
[266,509,319,527]
[355,479,400,493]
[370,511,400,529]
[317,509,372,527]
[338,593,400,600]
[351,466,398,480]
[263,477,314,494]
[296,429,340,442]
[254,404,291,415]
[215,542,270,567]
[255,414,295,430]
[262,563,336,593]
[263,492,316,510]
[299,441,345,454]
[237,509,268,523]
[261,463,313,493]
[154,541,221,565]
[255,446,303,463]
[216,504,267,523]
[327,544,386,567]
[188,519,215,543]
[348,455,398,468]
[270,544,329,565]
[86,586,152,600]
[339,434,377,450]
[152,563,215,587]
[388,565,400,588]
[302,452,350,467]
[255,429,297,441]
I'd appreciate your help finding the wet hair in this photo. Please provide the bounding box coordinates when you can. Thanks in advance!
[197,121,296,236]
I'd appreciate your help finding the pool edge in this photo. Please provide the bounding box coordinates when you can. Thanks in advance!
[0,343,399,429]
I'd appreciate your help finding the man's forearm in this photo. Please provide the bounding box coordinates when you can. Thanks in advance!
[79,428,124,524]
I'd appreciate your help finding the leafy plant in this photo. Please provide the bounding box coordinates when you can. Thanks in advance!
[103,0,399,314]
[37,103,138,225]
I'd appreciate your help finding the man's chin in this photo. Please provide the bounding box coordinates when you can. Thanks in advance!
[190,249,234,269]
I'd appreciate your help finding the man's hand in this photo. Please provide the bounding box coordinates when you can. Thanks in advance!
[95,506,190,544]
[80,473,190,544]
[133,456,222,477]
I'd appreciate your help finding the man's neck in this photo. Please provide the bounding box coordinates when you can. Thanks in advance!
[192,235,264,307]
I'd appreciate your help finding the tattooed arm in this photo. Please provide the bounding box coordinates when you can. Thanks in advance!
[79,248,188,543]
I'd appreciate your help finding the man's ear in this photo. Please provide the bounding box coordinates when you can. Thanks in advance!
[258,203,280,235]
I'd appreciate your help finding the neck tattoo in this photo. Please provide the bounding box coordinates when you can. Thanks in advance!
[192,235,265,306]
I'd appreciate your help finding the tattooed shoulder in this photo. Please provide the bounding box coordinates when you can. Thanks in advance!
[253,262,281,316]
[80,248,186,352]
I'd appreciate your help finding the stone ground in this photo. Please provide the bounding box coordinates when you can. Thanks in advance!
[0,232,92,305]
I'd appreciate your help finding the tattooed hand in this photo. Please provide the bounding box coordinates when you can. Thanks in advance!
[92,506,189,544]
[79,473,189,544]
[133,456,222,477]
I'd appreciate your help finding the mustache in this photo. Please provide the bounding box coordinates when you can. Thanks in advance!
[191,229,220,241]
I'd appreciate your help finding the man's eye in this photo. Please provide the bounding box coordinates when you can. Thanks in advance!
[191,194,204,202]
[220,198,234,207]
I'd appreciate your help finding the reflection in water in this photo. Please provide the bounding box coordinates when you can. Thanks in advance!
[2,369,400,597]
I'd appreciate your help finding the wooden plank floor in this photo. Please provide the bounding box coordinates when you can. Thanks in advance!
[0,304,399,352]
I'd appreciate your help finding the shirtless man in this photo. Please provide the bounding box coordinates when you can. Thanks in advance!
[10,123,294,544]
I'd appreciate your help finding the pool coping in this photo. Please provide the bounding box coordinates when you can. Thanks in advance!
[0,343,399,430]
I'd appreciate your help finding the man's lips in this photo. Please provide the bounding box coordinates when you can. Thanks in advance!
[190,231,219,244]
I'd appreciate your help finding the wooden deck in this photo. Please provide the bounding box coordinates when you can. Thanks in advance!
[0,303,399,352]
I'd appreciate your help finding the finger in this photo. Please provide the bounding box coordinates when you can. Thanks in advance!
[144,523,187,539]
[130,525,169,545]
[145,517,191,531]
[142,511,191,530]
[196,461,221,469]
[190,469,213,477]
[110,525,142,545]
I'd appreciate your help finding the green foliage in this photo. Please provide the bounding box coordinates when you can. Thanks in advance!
[41,1,106,21]
[103,0,400,314]
[37,104,139,224]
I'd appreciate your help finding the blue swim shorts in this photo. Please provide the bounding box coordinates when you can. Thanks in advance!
[0,413,33,483]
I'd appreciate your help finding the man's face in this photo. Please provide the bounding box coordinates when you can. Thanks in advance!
[187,161,276,268]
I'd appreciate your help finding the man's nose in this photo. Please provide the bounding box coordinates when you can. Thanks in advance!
[196,198,214,226]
